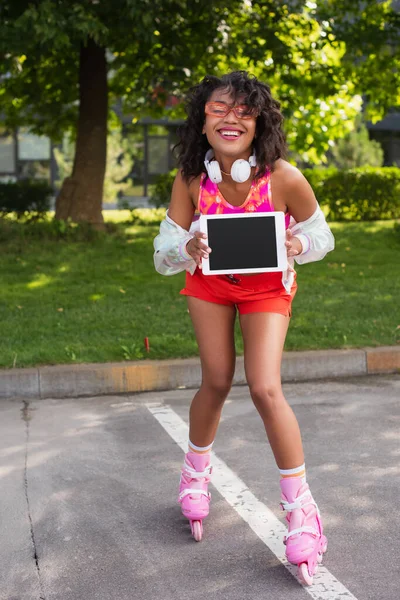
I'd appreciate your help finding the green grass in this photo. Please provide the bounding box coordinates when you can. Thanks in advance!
[0,213,399,369]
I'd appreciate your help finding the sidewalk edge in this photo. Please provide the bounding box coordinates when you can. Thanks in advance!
[0,347,399,400]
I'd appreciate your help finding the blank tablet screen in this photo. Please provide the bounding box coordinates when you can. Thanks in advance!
[207,215,277,271]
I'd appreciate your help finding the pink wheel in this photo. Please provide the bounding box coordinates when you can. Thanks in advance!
[298,562,313,586]
[191,520,203,542]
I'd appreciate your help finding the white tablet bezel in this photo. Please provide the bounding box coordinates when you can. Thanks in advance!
[199,211,287,275]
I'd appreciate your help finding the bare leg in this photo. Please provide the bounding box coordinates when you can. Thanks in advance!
[187,297,236,447]
[239,312,304,469]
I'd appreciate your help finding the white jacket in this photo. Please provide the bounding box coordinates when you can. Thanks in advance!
[153,206,335,292]
[153,212,198,276]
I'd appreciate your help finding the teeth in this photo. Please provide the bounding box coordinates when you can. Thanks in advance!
[220,130,240,137]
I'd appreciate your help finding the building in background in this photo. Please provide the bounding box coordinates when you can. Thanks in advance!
[0,126,55,185]
[0,119,182,205]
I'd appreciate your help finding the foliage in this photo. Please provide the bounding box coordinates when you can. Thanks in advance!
[150,169,178,208]
[315,0,400,121]
[0,0,233,139]
[302,167,338,198]
[0,0,237,222]
[303,167,400,221]
[0,180,53,220]
[330,123,384,169]
[212,4,362,164]
[0,1,399,163]
[101,128,134,203]
[128,208,165,225]
[0,213,120,243]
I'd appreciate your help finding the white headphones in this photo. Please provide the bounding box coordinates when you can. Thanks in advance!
[204,149,257,184]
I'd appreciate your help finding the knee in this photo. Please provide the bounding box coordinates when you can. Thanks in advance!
[249,382,283,414]
[202,375,233,401]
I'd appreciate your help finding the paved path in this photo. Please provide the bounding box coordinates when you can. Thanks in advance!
[1,374,399,600]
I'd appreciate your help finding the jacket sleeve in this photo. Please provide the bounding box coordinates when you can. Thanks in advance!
[291,205,335,265]
[153,212,198,276]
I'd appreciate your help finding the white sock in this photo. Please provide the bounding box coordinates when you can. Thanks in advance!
[188,440,213,454]
[279,463,306,483]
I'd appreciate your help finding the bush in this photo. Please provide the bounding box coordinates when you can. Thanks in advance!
[302,167,338,198]
[0,215,121,244]
[330,123,384,169]
[303,167,400,221]
[150,169,177,207]
[128,208,165,225]
[0,180,53,220]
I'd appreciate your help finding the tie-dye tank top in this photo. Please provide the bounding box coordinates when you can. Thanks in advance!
[197,171,291,229]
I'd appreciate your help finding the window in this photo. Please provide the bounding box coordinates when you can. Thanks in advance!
[18,128,51,160]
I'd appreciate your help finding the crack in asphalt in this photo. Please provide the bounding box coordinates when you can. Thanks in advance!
[22,400,46,600]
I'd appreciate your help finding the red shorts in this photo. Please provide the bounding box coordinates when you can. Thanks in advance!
[180,269,297,316]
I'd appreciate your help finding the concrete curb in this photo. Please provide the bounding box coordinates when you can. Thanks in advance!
[0,346,399,400]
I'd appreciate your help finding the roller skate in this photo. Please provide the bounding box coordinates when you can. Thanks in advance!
[178,452,212,541]
[280,478,328,586]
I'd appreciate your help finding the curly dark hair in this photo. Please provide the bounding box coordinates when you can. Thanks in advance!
[175,71,287,182]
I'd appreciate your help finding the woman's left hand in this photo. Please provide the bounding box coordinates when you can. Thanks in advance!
[285,229,303,257]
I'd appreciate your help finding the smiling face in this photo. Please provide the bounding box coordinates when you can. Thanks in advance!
[202,88,257,162]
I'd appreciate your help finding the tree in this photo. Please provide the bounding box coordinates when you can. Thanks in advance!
[0,0,236,226]
[0,0,399,224]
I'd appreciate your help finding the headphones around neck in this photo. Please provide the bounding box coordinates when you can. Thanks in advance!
[204,149,257,184]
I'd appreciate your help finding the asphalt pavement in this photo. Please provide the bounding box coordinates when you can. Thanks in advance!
[1,374,399,600]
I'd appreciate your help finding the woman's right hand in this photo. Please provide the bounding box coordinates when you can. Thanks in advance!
[186,231,211,267]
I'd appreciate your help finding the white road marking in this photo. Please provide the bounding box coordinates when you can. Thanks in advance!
[147,403,358,600]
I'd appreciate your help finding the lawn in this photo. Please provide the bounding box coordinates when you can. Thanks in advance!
[0,212,399,369]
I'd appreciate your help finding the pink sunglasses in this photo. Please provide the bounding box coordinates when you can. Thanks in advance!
[205,101,258,120]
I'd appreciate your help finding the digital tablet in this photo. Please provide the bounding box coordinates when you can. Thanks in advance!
[199,212,287,275]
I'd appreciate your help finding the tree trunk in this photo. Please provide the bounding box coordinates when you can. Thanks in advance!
[55,38,107,227]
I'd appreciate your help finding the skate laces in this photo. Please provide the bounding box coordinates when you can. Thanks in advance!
[281,490,320,540]
[182,463,212,480]
[281,490,315,512]
[179,462,212,502]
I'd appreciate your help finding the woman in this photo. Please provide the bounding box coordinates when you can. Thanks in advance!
[154,71,334,585]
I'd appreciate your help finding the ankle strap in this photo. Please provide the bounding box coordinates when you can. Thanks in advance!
[182,464,212,479]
